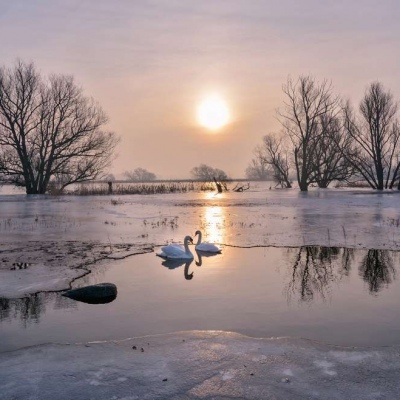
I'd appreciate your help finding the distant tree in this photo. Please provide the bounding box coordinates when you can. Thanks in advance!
[123,167,156,182]
[247,134,291,187]
[103,173,116,181]
[0,61,118,194]
[278,76,341,191]
[191,164,228,181]
[245,146,271,180]
[342,82,400,190]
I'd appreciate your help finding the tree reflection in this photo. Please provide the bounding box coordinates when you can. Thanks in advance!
[359,249,396,294]
[286,246,397,303]
[0,292,75,325]
[340,248,355,276]
[286,246,349,303]
[0,294,44,325]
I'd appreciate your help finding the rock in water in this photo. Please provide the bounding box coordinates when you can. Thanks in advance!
[62,283,117,304]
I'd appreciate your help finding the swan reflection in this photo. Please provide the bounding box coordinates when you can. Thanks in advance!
[195,249,219,267]
[161,258,194,280]
[160,248,222,279]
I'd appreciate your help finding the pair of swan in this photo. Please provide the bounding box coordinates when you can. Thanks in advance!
[157,230,221,260]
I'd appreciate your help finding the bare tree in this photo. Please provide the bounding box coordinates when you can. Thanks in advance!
[123,167,156,182]
[312,114,355,188]
[246,134,291,187]
[245,146,271,180]
[0,61,118,194]
[191,164,228,181]
[342,82,400,190]
[262,134,292,188]
[278,76,341,191]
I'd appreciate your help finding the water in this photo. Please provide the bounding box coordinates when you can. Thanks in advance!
[1,246,400,351]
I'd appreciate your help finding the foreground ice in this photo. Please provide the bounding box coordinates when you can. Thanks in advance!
[0,331,398,399]
[0,241,152,298]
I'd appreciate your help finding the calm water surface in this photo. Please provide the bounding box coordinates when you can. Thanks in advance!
[1,246,400,351]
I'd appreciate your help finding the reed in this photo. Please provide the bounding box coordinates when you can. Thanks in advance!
[70,181,217,195]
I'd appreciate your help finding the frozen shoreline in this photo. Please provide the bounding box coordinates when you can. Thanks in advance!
[1,331,399,399]
[0,241,152,298]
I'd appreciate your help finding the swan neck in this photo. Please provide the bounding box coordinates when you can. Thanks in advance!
[184,238,190,253]
[196,231,202,245]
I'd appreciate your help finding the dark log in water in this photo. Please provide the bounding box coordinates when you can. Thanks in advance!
[62,283,117,304]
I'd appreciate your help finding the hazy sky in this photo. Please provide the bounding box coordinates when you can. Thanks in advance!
[1,0,399,178]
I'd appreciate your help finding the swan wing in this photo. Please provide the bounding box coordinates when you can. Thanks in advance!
[161,244,192,259]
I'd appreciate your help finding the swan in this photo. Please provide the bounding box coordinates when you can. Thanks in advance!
[194,230,222,253]
[157,236,194,259]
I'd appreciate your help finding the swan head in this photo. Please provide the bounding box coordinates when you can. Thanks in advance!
[185,272,194,280]
[184,235,194,244]
[194,230,201,236]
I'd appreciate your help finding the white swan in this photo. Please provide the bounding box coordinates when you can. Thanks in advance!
[194,230,221,253]
[157,236,194,259]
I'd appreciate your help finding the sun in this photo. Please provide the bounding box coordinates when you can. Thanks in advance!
[197,95,230,130]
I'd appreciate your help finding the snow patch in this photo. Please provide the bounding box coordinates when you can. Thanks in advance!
[221,369,236,380]
[330,350,374,362]
[314,360,337,376]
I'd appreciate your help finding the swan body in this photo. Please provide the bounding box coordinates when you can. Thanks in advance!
[157,236,194,259]
[194,230,221,253]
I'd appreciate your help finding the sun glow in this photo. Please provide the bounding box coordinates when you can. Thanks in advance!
[197,95,230,130]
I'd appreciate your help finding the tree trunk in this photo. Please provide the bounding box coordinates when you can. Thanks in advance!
[317,181,328,188]
[376,161,384,190]
[213,177,223,193]
[299,182,308,191]
[299,164,308,191]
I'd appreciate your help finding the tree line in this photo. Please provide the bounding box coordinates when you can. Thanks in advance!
[122,164,229,183]
[3,61,397,194]
[247,76,400,191]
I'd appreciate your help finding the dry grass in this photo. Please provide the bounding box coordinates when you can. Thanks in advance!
[70,181,217,195]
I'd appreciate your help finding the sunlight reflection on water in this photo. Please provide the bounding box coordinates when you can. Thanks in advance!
[203,206,225,244]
